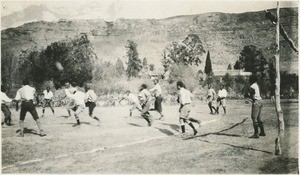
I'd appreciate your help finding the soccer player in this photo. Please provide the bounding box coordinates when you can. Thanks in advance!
[207,84,217,114]
[149,79,164,120]
[248,75,266,139]
[1,85,13,126]
[41,86,55,117]
[215,84,227,115]
[119,90,142,118]
[177,81,201,137]
[14,79,46,137]
[84,85,100,121]
[64,82,77,117]
[138,84,153,126]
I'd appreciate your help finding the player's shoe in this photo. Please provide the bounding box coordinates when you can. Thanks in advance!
[193,129,198,136]
[249,134,259,139]
[40,133,46,137]
[259,132,266,136]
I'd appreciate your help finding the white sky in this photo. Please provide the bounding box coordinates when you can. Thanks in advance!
[1,0,299,20]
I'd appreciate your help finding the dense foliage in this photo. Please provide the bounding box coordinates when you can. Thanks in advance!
[15,34,95,89]
[126,40,142,78]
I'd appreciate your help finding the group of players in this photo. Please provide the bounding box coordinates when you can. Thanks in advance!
[1,74,265,139]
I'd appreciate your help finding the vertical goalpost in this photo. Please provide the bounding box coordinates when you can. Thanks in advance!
[274,1,285,156]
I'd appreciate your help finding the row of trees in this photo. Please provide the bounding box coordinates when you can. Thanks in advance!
[1,34,96,92]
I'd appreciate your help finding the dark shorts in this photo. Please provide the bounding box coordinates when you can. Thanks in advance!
[43,99,52,108]
[86,101,96,116]
[1,104,11,120]
[20,100,39,121]
[154,95,163,112]
[141,101,151,117]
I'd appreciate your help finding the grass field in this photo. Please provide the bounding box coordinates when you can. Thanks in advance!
[1,100,298,174]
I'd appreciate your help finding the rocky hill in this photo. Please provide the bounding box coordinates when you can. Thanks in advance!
[1,7,298,74]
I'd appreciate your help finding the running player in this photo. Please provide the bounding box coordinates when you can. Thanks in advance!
[84,85,100,122]
[138,84,153,126]
[41,86,55,117]
[14,79,46,137]
[64,82,77,117]
[1,85,13,126]
[215,84,227,115]
[177,81,201,137]
[149,79,164,120]
[119,90,142,118]
[207,84,216,114]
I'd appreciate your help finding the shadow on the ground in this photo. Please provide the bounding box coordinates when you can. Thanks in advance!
[259,156,299,173]
[63,122,91,125]
[181,117,273,155]
[154,127,174,136]
[16,127,40,136]
[188,117,249,139]
[127,123,143,127]
[162,123,180,132]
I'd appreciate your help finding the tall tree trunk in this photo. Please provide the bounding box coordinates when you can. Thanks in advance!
[274,1,285,156]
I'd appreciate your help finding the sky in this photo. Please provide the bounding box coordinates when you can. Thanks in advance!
[1,0,299,20]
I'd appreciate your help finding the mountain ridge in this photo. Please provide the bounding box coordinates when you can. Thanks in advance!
[1,7,298,74]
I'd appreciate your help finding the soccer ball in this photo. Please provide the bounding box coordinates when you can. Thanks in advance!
[55,61,64,71]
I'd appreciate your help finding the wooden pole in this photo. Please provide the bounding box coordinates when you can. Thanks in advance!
[274,1,285,156]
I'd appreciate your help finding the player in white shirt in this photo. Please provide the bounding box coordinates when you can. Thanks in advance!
[1,85,13,126]
[119,90,142,118]
[138,84,153,126]
[41,86,55,117]
[177,81,201,137]
[64,82,77,117]
[149,79,164,120]
[84,85,100,122]
[215,84,227,115]
[248,75,265,139]
[14,79,46,137]
[207,84,217,114]
[64,85,86,127]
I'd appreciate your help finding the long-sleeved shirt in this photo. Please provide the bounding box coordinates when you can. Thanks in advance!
[207,88,216,97]
[123,93,139,104]
[1,92,12,103]
[178,88,193,105]
[65,89,86,107]
[138,89,151,105]
[15,85,36,101]
[85,90,97,102]
[149,84,162,97]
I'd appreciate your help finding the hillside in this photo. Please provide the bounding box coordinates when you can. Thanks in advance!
[1,8,298,75]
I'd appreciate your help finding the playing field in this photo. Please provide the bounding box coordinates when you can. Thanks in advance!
[1,100,298,174]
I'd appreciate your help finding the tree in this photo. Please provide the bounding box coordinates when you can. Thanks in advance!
[234,45,268,74]
[149,64,155,71]
[227,63,232,70]
[223,73,234,89]
[204,51,213,75]
[18,34,95,89]
[234,61,242,70]
[115,58,125,77]
[126,40,142,78]
[162,34,205,70]
[142,57,148,70]
[162,34,206,83]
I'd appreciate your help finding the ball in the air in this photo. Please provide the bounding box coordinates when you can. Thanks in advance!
[55,61,64,71]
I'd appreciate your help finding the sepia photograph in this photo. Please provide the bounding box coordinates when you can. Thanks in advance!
[1,0,298,173]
